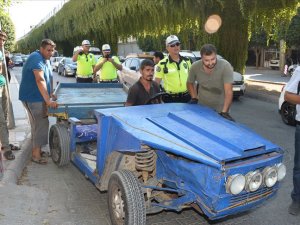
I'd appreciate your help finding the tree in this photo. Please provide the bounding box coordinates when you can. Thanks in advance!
[15,0,299,73]
[287,7,300,48]
[0,0,15,52]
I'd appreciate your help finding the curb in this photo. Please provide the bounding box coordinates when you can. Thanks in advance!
[0,134,32,185]
[246,79,286,86]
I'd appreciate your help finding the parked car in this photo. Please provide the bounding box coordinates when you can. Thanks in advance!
[50,56,63,72]
[57,57,77,77]
[118,54,154,91]
[180,50,198,63]
[278,85,296,126]
[11,55,23,66]
[270,59,280,70]
[21,55,29,63]
[119,53,245,98]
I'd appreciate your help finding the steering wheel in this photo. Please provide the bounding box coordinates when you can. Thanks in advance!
[145,92,171,105]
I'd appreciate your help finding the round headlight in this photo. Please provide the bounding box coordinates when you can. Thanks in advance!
[226,174,245,195]
[263,167,278,187]
[245,170,262,192]
[276,163,286,181]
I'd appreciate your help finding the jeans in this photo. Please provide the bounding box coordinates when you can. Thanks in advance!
[0,86,9,149]
[292,124,300,202]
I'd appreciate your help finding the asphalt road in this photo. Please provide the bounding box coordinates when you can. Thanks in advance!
[12,67,299,225]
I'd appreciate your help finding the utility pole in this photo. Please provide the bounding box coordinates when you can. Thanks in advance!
[0,22,16,129]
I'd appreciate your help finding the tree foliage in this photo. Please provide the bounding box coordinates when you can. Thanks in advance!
[287,7,300,48]
[15,0,299,73]
[0,0,15,51]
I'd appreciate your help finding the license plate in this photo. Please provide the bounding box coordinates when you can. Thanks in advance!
[233,87,241,91]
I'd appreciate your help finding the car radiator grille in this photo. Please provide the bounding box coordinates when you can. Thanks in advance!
[233,81,243,85]
[229,187,273,207]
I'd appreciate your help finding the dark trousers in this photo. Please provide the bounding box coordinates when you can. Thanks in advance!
[163,92,191,103]
[292,124,300,202]
[76,77,93,83]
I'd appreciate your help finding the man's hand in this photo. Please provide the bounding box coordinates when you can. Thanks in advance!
[46,100,58,109]
[188,98,198,104]
[219,112,235,122]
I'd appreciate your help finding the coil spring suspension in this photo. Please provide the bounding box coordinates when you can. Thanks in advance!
[135,149,155,172]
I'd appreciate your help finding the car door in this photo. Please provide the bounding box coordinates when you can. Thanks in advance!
[126,58,141,87]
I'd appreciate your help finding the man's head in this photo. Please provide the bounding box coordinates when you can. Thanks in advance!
[0,30,7,47]
[200,44,217,69]
[81,40,91,53]
[153,51,164,64]
[102,44,111,58]
[165,35,180,56]
[140,59,155,81]
[40,39,56,60]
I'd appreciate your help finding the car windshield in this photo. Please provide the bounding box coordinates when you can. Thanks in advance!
[65,58,76,64]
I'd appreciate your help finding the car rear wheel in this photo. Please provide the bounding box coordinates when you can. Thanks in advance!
[63,69,67,77]
[108,170,146,225]
[280,101,296,126]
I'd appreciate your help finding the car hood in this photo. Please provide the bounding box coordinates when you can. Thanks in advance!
[95,104,281,168]
[66,63,77,69]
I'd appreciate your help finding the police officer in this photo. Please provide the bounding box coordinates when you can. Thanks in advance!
[155,35,191,103]
[72,40,96,83]
[94,44,122,82]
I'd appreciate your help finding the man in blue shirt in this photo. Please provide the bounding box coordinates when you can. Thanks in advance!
[19,39,58,164]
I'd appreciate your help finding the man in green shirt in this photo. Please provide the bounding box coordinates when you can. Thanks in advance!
[94,44,122,82]
[187,44,234,121]
[72,40,96,83]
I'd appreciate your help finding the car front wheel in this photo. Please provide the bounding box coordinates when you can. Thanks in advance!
[281,101,296,126]
[108,170,146,225]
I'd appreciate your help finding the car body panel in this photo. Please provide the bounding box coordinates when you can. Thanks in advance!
[95,104,280,164]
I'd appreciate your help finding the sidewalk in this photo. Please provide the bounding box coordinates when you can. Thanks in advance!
[245,66,290,85]
[1,71,31,184]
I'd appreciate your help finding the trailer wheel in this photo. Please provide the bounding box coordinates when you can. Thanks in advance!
[108,170,146,225]
[49,124,70,167]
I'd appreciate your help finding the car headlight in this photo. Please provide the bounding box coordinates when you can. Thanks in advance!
[263,166,278,187]
[245,170,262,192]
[65,66,71,71]
[276,163,286,181]
[226,174,245,195]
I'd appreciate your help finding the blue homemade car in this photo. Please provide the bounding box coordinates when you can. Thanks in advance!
[49,83,286,225]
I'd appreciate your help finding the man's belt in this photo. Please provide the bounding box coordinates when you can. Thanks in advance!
[76,74,93,78]
[167,91,189,97]
[100,79,118,83]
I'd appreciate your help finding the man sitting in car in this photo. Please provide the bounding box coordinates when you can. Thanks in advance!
[125,59,160,106]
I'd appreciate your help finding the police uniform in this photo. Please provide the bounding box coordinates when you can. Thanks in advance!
[155,55,191,103]
[97,55,120,82]
[76,53,96,83]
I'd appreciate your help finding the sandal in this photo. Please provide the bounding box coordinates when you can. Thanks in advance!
[41,151,50,158]
[3,150,15,160]
[1,144,20,151]
[31,157,48,165]
[9,144,21,151]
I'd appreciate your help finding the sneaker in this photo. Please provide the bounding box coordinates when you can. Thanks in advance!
[288,201,300,215]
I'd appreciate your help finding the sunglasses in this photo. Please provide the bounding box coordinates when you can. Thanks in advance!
[85,55,89,62]
[169,42,180,47]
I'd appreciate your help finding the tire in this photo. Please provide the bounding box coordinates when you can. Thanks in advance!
[108,170,146,225]
[280,101,296,126]
[49,124,70,166]
[63,69,67,77]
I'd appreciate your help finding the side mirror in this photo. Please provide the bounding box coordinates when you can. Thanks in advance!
[129,66,137,71]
